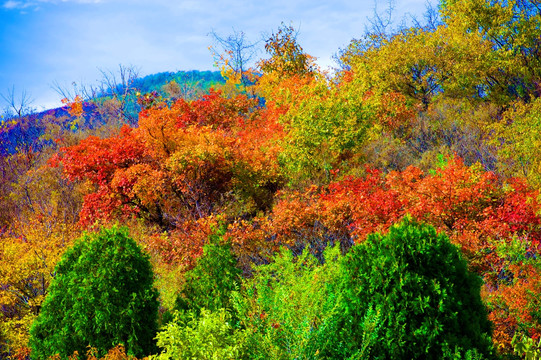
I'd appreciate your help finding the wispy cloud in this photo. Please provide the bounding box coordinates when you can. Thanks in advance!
[3,1,32,9]
[3,0,102,10]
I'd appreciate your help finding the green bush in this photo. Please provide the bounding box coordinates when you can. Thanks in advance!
[174,228,241,318]
[233,217,497,359]
[235,245,344,359]
[329,217,497,359]
[153,229,245,359]
[29,227,159,359]
[153,308,247,360]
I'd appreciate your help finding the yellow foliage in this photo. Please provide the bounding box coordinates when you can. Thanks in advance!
[492,98,541,188]
[344,24,496,107]
[0,219,80,355]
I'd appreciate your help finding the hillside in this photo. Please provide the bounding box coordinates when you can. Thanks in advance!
[0,70,224,157]
[2,3,541,359]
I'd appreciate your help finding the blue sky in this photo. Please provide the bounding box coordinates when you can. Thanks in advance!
[1,0,437,111]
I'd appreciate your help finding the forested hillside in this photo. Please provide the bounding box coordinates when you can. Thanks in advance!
[2,0,541,358]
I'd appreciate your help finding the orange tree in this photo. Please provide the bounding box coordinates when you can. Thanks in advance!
[55,89,283,230]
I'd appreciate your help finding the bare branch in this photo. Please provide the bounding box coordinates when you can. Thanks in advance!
[367,0,396,37]
[209,28,260,86]
[1,86,35,119]
[410,1,443,32]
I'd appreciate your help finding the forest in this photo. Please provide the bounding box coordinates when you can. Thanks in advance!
[2,0,541,358]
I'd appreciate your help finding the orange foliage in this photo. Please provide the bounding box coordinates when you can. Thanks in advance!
[61,95,84,118]
[145,216,219,268]
[375,91,416,130]
[55,90,283,231]
[485,264,541,352]
[47,344,144,360]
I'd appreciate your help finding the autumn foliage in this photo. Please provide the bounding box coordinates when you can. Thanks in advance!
[5,4,541,358]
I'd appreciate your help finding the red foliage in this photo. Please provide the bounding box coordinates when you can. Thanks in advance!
[60,125,145,186]
[496,178,541,244]
[55,91,281,230]
[175,89,257,129]
[145,217,218,268]
[321,166,403,240]
[228,156,541,351]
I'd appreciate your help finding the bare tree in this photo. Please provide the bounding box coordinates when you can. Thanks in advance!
[96,64,140,124]
[209,29,260,86]
[98,64,140,98]
[334,0,439,70]
[1,86,35,120]
[52,79,102,104]
[366,0,396,38]
[52,64,141,125]
[410,1,443,32]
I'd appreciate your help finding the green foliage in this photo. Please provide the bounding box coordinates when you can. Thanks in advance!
[236,245,344,359]
[29,226,159,359]
[174,228,241,318]
[512,333,541,360]
[235,219,498,359]
[153,308,247,360]
[279,80,372,180]
[156,229,244,359]
[332,217,496,359]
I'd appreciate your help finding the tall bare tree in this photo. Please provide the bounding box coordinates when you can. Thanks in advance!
[209,29,260,86]
[1,86,35,120]
[52,64,141,125]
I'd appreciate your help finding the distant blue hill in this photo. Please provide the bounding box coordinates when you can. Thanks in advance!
[0,70,224,157]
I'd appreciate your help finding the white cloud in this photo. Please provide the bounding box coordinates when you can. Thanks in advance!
[3,0,32,9]
[3,1,20,8]
[3,0,103,10]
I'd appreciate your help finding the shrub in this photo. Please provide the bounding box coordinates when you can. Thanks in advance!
[236,245,344,360]
[330,217,497,359]
[153,229,245,359]
[174,227,241,318]
[234,218,497,359]
[29,227,159,359]
[153,308,247,360]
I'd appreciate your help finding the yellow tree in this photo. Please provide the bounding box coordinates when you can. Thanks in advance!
[341,22,497,109]
[0,162,81,355]
[491,97,541,188]
[441,0,541,101]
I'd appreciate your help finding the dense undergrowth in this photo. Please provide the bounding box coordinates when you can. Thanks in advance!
[3,0,541,358]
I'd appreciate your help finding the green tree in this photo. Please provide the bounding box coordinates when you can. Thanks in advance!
[174,228,241,318]
[331,217,497,359]
[29,226,159,359]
